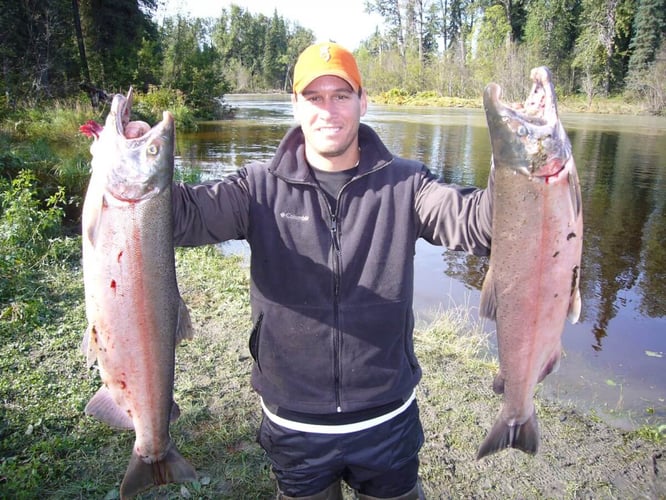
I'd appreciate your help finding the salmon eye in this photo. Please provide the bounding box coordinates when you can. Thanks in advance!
[147,144,159,155]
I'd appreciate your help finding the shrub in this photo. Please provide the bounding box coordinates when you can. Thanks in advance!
[0,171,65,322]
[133,86,199,131]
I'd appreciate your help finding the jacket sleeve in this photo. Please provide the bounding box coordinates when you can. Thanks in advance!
[415,163,494,256]
[172,171,250,247]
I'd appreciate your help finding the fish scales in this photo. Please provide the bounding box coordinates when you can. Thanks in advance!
[81,89,196,498]
[477,67,583,459]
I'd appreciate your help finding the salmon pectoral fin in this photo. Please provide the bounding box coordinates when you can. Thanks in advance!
[479,266,497,320]
[567,286,581,324]
[476,409,539,460]
[81,324,98,368]
[120,443,197,499]
[568,168,583,221]
[538,349,562,384]
[492,372,505,394]
[170,401,181,423]
[176,297,194,343]
[85,386,134,429]
[83,191,106,247]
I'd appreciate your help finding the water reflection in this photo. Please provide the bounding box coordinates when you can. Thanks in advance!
[176,94,666,426]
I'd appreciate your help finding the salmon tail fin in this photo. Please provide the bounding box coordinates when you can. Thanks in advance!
[85,386,134,429]
[479,265,497,320]
[476,409,539,460]
[120,443,197,499]
[176,297,194,343]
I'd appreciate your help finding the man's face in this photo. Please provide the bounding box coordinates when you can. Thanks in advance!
[292,75,367,171]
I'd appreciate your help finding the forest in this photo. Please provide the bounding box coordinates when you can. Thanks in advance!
[1,0,665,116]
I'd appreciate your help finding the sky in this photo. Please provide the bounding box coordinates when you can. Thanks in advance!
[156,0,383,50]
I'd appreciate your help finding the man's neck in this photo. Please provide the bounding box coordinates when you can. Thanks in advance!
[305,146,360,172]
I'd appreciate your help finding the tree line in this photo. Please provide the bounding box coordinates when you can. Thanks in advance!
[360,0,665,112]
[1,0,664,116]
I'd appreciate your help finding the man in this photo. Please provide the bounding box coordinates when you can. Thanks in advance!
[172,42,493,500]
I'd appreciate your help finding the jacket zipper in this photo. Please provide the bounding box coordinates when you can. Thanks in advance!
[330,211,342,412]
[277,159,394,413]
[325,163,394,413]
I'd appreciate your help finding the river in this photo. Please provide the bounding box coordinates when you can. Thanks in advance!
[175,94,666,429]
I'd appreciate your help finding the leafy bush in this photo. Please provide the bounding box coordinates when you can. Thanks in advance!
[133,86,199,131]
[374,87,411,104]
[625,42,666,116]
[0,171,65,323]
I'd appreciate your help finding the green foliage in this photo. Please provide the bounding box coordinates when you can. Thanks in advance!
[626,41,666,115]
[133,86,198,131]
[627,0,666,75]
[630,423,666,444]
[474,5,513,86]
[263,12,289,90]
[2,0,666,115]
[0,101,93,225]
[0,171,66,323]
[525,0,580,90]
[572,0,636,97]
[374,87,411,104]
[79,0,160,91]
[159,16,231,119]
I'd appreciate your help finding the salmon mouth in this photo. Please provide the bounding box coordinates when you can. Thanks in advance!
[484,68,571,182]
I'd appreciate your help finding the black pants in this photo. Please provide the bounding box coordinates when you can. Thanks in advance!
[257,400,424,497]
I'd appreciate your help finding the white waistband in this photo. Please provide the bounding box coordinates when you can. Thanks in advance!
[260,391,416,435]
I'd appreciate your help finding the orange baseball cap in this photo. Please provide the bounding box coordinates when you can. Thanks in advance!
[293,42,362,94]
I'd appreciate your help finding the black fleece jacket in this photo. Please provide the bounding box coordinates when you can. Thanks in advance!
[172,123,493,415]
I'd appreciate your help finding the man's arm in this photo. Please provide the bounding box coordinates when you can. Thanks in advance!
[415,163,494,256]
[172,171,250,247]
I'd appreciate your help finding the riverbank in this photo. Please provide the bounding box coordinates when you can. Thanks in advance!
[369,90,649,116]
[2,244,662,498]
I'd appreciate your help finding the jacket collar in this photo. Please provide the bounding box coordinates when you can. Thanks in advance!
[267,123,394,183]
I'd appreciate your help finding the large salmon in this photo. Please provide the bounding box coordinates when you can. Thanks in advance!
[80,89,196,497]
[477,67,583,459]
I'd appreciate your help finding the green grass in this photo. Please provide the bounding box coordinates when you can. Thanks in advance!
[0,244,273,499]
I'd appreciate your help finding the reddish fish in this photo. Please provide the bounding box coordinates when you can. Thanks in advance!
[477,67,583,459]
[81,89,196,497]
